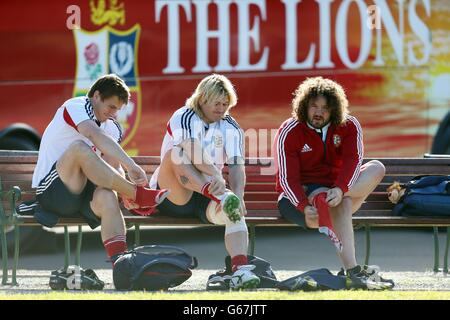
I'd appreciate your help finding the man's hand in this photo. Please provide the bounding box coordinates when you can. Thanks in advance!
[127,163,148,186]
[304,205,318,228]
[122,196,139,210]
[208,175,226,196]
[326,187,343,207]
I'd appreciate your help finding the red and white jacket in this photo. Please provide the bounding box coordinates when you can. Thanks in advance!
[274,116,363,212]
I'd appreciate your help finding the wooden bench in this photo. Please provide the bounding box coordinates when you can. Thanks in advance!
[1,150,450,285]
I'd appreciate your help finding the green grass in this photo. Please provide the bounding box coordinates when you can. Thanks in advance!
[1,290,450,300]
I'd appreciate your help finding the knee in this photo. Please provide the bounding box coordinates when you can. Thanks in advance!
[91,189,119,216]
[68,140,93,158]
[332,197,353,217]
[369,160,385,182]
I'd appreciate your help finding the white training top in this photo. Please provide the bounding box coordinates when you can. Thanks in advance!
[32,96,122,188]
[149,106,244,188]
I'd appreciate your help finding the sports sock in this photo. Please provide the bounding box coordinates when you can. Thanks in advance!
[312,192,343,252]
[201,182,221,203]
[135,186,167,208]
[103,235,127,266]
[231,255,248,272]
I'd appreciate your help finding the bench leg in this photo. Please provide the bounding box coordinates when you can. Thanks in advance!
[364,224,371,266]
[248,225,255,256]
[64,226,71,270]
[433,227,440,273]
[12,225,19,286]
[0,222,8,285]
[134,224,140,248]
[75,226,83,267]
[444,227,450,274]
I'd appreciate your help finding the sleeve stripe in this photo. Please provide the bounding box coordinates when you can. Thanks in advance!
[186,111,195,138]
[84,98,94,121]
[181,109,194,140]
[84,98,101,126]
[277,119,300,206]
[63,107,78,130]
[224,115,244,157]
[180,110,187,140]
[109,118,123,143]
[167,121,173,137]
[347,116,364,189]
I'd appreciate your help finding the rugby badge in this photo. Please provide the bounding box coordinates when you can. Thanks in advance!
[333,134,342,148]
[73,2,141,153]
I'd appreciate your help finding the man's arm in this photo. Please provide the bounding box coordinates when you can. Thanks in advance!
[178,138,222,177]
[102,154,125,177]
[227,156,246,216]
[334,116,363,194]
[275,124,309,212]
[78,120,147,186]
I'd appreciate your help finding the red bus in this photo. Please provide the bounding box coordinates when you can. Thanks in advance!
[0,0,449,247]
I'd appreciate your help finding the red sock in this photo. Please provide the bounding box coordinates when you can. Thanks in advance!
[313,193,333,231]
[201,182,220,204]
[135,186,166,208]
[231,255,248,272]
[313,192,343,252]
[103,235,127,265]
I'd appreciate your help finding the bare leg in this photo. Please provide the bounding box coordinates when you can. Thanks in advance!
[329,197,357,269]
[157,146,210,205]
[225,231,248,257]
[345,160,386,213]
[331,160,385,269]
[206,201,249,258]
[56,141,136,199]
[90,188,126,242]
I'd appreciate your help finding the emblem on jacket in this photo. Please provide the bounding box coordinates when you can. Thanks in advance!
[333,134,342,148]
[214,135,223,148]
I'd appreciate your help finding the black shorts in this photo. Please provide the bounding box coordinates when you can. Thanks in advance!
[156,184,211,224]
[278,183,330,229]
[35,163,101,229]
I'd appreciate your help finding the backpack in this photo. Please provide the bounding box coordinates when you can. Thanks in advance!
[392,175,450,217]
[49,266,105,290]
[206,255,278,290]
[113,245,198,291]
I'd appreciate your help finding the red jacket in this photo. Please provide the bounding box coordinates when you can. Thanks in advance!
[274,116,364,212]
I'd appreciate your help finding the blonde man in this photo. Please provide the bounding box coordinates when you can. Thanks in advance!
[150,74,259,289]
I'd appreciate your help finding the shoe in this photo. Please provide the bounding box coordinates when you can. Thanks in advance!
[206,270,232,291]
[229,265,260,290]
[135,187,170,209]
[220,192,241,223]
[361,265,395,288]
[345,265,394,290]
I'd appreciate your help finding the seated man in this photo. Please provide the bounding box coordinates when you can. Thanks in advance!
[149,74,260,289]
[274,77,394,290]
[32,74,169,266]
